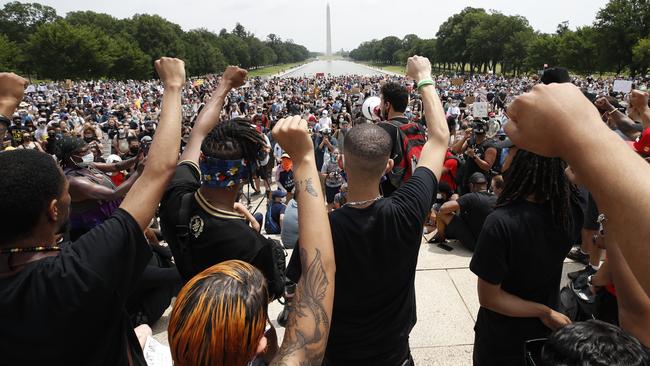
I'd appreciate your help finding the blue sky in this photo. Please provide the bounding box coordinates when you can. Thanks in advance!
[6,0,610,52]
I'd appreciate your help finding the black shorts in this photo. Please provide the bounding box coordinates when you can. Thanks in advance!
[583,193,599,231]
[256,163,272,180]
[325,185,341,204]
[445,214,477,251]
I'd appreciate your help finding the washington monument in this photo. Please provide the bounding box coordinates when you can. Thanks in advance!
[326,3,332,56]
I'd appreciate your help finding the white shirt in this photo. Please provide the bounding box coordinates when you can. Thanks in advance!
[318,117,332,131]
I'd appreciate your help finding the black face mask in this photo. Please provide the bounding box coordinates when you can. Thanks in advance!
[83,137,93,143]
[129,147,139,154]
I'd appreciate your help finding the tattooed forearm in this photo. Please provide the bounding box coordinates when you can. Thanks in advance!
[271,249,331,366]
[295,178,319,198]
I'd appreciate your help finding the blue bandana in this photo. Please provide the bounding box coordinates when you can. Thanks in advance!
[199,157,249,188]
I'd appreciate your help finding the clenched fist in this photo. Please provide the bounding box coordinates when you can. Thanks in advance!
[221,66,248,89]
[504,83,602,158]
[154,57,186,90]
[406,55,432,83]
[0,73,28,116]
[272,116,314,164]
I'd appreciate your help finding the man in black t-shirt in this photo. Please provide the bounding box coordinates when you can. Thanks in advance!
[0,60,186,365]
[158,67,285,298]
[284,56,450,365]
[433,172,496,251]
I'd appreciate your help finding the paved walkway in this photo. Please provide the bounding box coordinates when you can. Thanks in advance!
[151,192,584,365]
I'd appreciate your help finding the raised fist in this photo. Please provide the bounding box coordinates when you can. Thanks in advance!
[222,66,248,89]
[505,83,602,158]
[406,56,432,83]
[154,57,186,89]
[0,73,28,114]
[272,116,314,163]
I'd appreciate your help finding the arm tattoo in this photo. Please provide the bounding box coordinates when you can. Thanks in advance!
[271,249,330,366]
[296,178,319,198]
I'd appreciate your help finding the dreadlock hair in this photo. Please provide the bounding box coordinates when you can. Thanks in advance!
[498,149,578,233]
[168,260,268,366]
[201,118,267,175]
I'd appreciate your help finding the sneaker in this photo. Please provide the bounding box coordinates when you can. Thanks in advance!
[427,234,445,244]
[277,304,290,327]
[566,247,590,265]
[567,265,597,281]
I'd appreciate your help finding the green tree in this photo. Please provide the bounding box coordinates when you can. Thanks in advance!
[594,0,650,74]
[183,29,227,76]
[0,34,21,72]
[633,38,650,75]
[526,33,561,71]
[65,11,126,36]
[129,14,185,62]
[558,27,599,75]
[108,36,152,79]
[26,20,114,79]
[0,1,59,43]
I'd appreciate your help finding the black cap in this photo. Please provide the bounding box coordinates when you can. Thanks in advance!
[469,172,487,184]
[541,67,571,85]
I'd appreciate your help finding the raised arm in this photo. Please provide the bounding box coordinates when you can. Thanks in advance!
[179,66,247,165]
[606,237,650,347]
[271,116,335,366]
[505,83,650,296]
[407,56,450,180]
[120,58,185,230]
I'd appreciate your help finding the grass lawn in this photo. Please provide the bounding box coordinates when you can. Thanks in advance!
[359,62,406,75]
[247,61,313,77]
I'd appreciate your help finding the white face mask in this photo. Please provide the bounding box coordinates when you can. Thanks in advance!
[81,152,94,164]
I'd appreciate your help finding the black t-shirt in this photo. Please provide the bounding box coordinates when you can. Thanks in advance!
[0,209,151,365]
[470,199,582,363]
[457,191,496,236]
[159,161,277,283]
[463,138,497,184]
[324,167,438,365]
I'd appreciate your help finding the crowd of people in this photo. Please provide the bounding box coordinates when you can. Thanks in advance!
[1,52,650,366]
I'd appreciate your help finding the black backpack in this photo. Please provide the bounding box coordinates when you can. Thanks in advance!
[558,282,595,322]
[175,193,287,300]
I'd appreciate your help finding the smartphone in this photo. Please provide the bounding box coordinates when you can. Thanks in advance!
[437,243,454,252]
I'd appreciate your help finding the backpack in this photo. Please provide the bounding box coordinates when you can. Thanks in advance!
[264,202,281,235]
[558,282,595,322]
[385,119,427,188]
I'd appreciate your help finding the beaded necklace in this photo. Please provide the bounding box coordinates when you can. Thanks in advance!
[0,246,61,255]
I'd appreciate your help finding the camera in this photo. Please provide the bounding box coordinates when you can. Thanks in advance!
[471,119,487,135]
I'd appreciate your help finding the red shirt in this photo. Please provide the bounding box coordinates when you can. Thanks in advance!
[440,152,458,191]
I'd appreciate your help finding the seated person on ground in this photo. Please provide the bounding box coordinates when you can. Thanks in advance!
[432,172,496,251]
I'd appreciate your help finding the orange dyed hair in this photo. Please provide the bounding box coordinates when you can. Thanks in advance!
[168,260,269,366]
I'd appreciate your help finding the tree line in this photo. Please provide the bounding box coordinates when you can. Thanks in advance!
[349,0,650,76]
[0,1,311,80]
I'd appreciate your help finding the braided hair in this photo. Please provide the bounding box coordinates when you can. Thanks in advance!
[498,149,578,233]
[201,118,267,173]
[53,136,87,167]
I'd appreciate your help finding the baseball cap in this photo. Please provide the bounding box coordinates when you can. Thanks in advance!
[469,172,487,184]
[272,190,287,199]
[627,127,650,155]
[541,67,570,85]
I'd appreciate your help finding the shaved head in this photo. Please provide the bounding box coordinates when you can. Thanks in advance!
[343,124,391,180]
